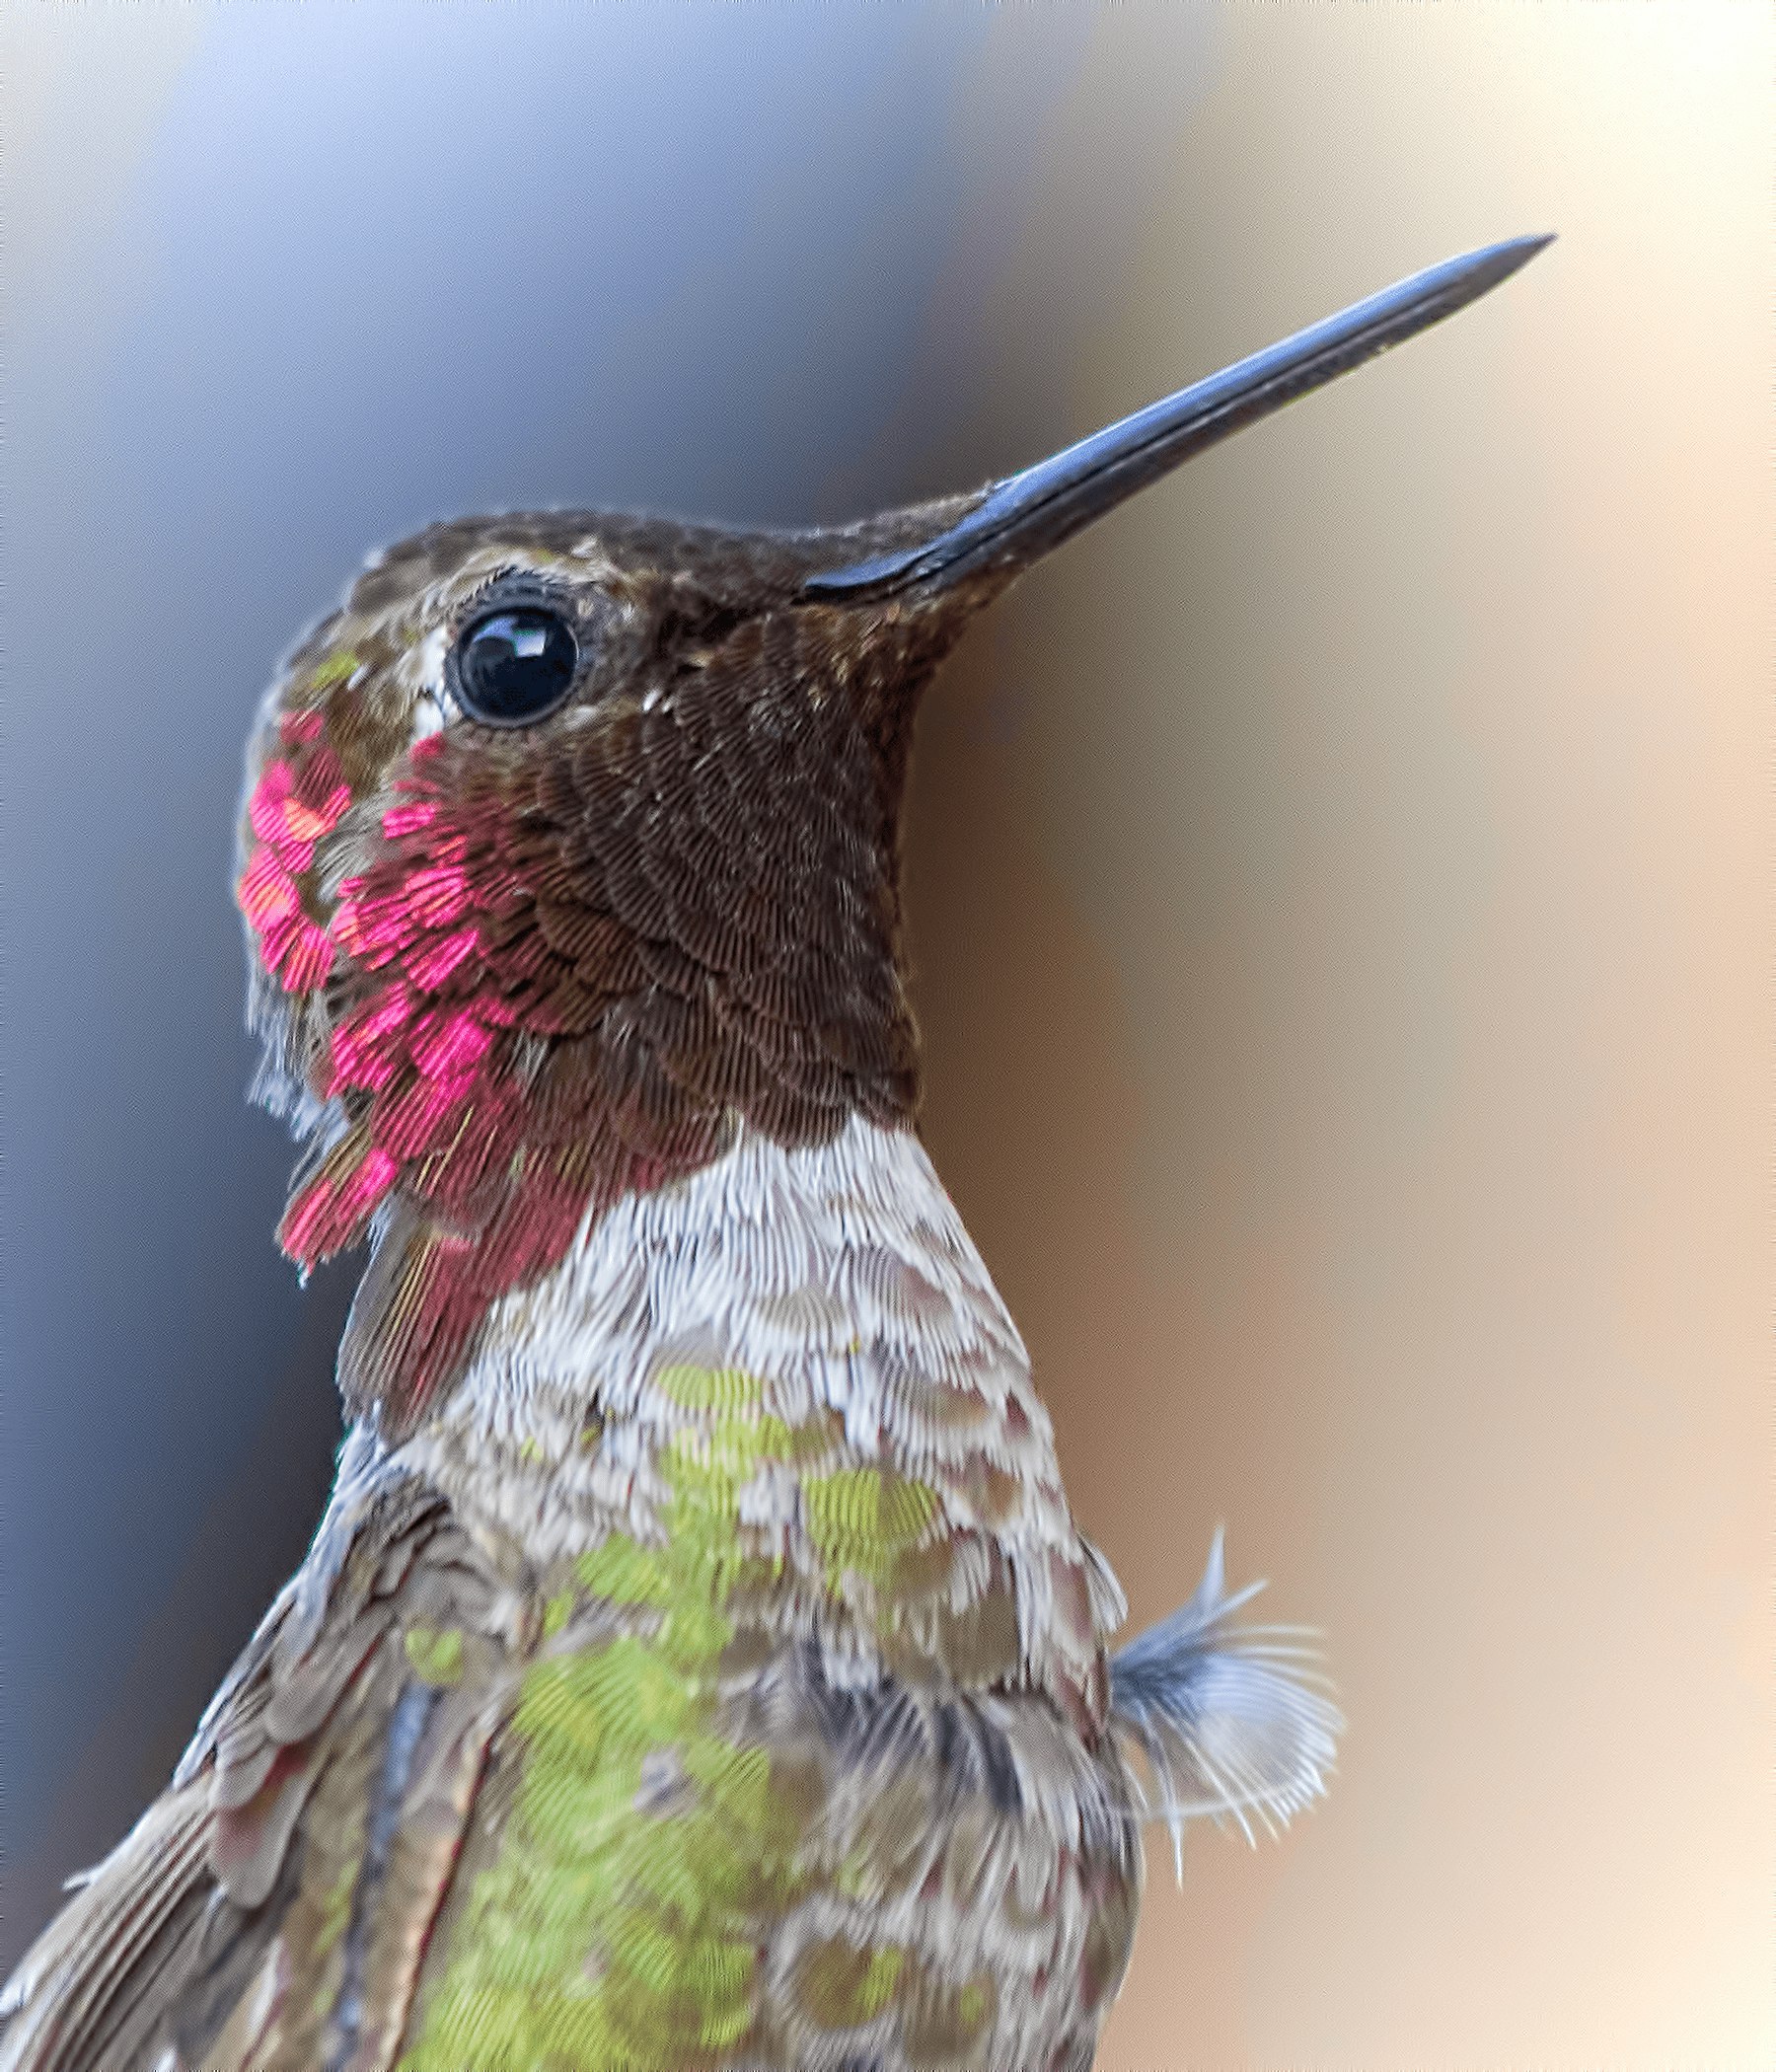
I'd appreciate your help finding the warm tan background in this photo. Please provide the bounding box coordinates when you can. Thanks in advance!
[5,3,1769,2065]
[906,5,1772,2065]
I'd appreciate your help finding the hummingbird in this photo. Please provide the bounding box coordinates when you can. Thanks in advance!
[3,235,1546,2072]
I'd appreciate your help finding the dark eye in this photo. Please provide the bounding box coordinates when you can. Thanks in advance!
[449,605,579,725]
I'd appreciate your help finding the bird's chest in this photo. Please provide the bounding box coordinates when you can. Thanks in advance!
[396,1516,1139,2072]
[389,1126,1139,2068]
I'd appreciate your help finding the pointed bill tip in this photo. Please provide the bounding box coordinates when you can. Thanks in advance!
[1485,229,1558,269]
[1354,231,1555,348]
[1434,231,1556,305]
[806,231,1555,602]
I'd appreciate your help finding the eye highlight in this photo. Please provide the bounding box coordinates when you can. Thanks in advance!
[448,602,579,726]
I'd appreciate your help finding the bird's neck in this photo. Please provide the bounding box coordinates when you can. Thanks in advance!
[393,1116,1118,1718]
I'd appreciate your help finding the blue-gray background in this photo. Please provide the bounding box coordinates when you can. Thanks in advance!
[6,5,1768,2062]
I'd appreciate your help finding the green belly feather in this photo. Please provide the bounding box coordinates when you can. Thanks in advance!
[401,1366,941,2071]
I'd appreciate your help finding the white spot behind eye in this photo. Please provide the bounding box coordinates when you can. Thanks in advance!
[398,628,451,739]
[411,624,450,696]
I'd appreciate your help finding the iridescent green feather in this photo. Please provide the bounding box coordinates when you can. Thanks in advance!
[404,1370,937,2071]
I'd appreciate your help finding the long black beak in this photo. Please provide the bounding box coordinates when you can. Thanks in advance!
[805,234,1552,601]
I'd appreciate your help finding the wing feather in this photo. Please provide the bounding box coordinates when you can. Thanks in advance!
[1,1459,512,2072]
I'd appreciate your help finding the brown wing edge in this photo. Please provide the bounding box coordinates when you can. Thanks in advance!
[1,1445,513,2072]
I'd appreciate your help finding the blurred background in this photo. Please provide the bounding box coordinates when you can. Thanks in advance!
[2,2,1768,2063]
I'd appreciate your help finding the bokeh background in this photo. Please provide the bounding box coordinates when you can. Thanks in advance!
[3,3,1768,2063]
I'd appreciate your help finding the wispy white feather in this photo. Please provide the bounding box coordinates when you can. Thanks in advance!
[1109,1529,1343,1880]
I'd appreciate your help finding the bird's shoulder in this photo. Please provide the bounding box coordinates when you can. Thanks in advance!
[1,1446,519,2072]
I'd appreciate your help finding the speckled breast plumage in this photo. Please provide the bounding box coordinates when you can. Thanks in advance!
[177,1123,1142,2071]
[420,1123,1139,2071]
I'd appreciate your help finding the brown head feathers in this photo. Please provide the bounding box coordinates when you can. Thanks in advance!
[238,503,995,1433]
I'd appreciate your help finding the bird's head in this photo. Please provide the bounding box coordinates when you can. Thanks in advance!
[238,237,1548,1436]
